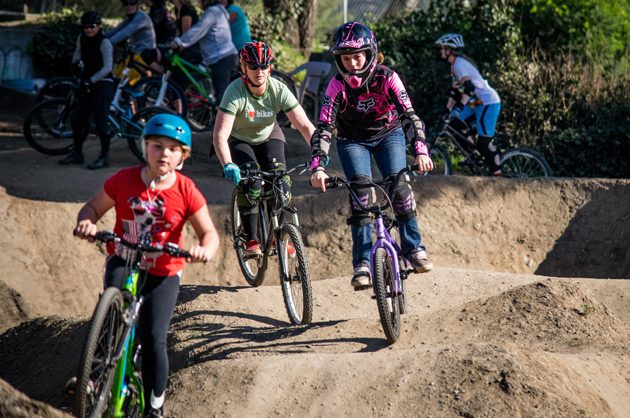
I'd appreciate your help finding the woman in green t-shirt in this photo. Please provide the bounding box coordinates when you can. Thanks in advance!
[213,41,315,256]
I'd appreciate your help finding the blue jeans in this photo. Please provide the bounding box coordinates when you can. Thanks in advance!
[337,128,427,267]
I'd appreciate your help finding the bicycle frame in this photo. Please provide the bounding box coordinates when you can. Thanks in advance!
[370,216,408,299]
[153,52,214,108]
[108,265,145,417]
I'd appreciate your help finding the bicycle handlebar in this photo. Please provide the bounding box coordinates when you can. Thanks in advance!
[93,231,191,259]
[325,165,418,213]
[240,162,309,182]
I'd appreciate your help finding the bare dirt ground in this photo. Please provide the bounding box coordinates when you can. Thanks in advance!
[0,89,629,418]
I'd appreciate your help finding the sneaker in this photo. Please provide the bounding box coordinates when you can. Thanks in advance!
[351,263,371,289]
[59,152,84,165]
[244,240,262,257]
[87,156,109,170]
[409,250,433,273]
[144,407,163,418]
[491,169,503,177]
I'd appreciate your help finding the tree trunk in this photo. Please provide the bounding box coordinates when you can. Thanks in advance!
[263,0,318,55]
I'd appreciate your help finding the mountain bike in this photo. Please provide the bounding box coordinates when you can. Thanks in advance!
[72,231,190,418]
[421,118,552,178]
[326,166,420,344]
[133,49,216,131]
[230,162,313,325]
[22,68,174,162]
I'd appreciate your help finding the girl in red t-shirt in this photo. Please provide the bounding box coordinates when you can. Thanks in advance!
[73,113,219,417]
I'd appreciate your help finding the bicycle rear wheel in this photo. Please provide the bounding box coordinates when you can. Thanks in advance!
[373,248,401,343]
[500,147,552,178]
[231,189,266,286]
[23,98,75,155]
[74,287,124,418]
[278,223,313,325]
[184,78,215,131]
[133,76,187,117]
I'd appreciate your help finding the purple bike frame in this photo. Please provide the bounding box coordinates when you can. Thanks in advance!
[369,216,407,296]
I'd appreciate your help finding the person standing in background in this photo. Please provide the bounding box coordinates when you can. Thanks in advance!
[219,0,251,51]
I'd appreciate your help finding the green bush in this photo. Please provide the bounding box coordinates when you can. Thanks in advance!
[373,0,630,178]
[30,9,83,78]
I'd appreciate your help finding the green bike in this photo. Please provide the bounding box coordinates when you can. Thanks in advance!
[134,50,216,131]
[73,231,190,418]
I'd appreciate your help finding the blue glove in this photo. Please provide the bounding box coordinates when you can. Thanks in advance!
[223,163,241,185]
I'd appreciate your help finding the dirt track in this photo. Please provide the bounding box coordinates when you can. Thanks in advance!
[0,92,629,417]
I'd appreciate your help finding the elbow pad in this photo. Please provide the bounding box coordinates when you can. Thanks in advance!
[400,109,428,156]
[463,80,476,96]
[310,125,333,158]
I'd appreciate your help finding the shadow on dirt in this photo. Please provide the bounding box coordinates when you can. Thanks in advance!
[536,185,630,279]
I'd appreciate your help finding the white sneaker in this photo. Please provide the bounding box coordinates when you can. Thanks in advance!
[351,264,371,289]
[409,250,433,273]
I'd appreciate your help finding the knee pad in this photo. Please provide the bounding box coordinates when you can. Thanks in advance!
[264,161,292,204]
[236,181,261,207]
[346,175,373,227]
[386,174,416,220]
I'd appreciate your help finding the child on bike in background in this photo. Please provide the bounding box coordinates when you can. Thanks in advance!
[435,33,502,176]
[59,11,114,170]
[213,41,315,256]
[73,113,220,418]
[309,21,434,289]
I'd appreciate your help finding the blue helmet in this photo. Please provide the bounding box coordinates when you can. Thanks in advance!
[142,113,192,148]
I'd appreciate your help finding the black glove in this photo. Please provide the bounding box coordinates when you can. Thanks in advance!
[79,79,92,92]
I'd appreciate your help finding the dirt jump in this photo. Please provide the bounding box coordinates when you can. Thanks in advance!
[0,89,629,418]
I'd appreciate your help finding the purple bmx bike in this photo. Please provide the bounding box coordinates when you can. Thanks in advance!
[326,165,418,343]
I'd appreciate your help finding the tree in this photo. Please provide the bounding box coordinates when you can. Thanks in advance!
[262,0,318,54]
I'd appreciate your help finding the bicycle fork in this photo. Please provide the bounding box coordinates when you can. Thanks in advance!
[370,217,403,297]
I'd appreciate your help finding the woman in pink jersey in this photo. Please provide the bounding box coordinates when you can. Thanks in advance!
[73,113,219,418]
[309,22,434,289]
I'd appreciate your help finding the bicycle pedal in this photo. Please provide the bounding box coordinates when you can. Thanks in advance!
[354,284,371,292]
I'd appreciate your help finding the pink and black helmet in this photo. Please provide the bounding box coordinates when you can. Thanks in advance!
[330,21,378,89]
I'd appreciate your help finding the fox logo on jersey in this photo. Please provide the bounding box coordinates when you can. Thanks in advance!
[357,97,376,112]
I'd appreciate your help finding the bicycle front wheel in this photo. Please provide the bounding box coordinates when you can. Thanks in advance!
[278,223,313,325]
[23,98,75,155]
[231,189,266,286]
[373,248,401,344]
[500,147,552,178]
[74,287,124,418]
[426,142,451,176]
[36,76,75,101]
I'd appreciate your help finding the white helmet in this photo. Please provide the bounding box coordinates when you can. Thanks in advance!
[435,33,465,49]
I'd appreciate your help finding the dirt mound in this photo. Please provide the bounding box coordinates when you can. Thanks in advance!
[455,279,628,350]
[1,103,629,417]
[0,378,72,418]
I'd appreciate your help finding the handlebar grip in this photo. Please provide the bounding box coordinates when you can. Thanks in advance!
[94,230,117,242]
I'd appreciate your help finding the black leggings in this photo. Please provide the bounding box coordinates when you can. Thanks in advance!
[229,131,287,241]
[104,256,180,398]
[71,79,114,157]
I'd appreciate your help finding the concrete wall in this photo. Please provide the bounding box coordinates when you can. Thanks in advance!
[0,27,38,80]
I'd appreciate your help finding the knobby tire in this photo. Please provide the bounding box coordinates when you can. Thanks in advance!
[500,147,553,178]
[231,189,266,286]
[278,223,313,325]
[23,98,75,155]
[73,287,124,418]
[373,248,401,343]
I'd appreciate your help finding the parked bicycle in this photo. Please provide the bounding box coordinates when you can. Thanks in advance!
[422,118,552,178]
[23,68,172,162]
[326,166,420,343]
[231,162,313,325]
[133,48,217,131]
[72,231,190,418]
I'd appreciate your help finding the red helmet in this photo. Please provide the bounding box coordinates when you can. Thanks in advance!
[240,41,274,68]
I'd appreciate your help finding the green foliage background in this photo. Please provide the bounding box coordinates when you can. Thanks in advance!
[23,0,629,177]
[374,0,630,177]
